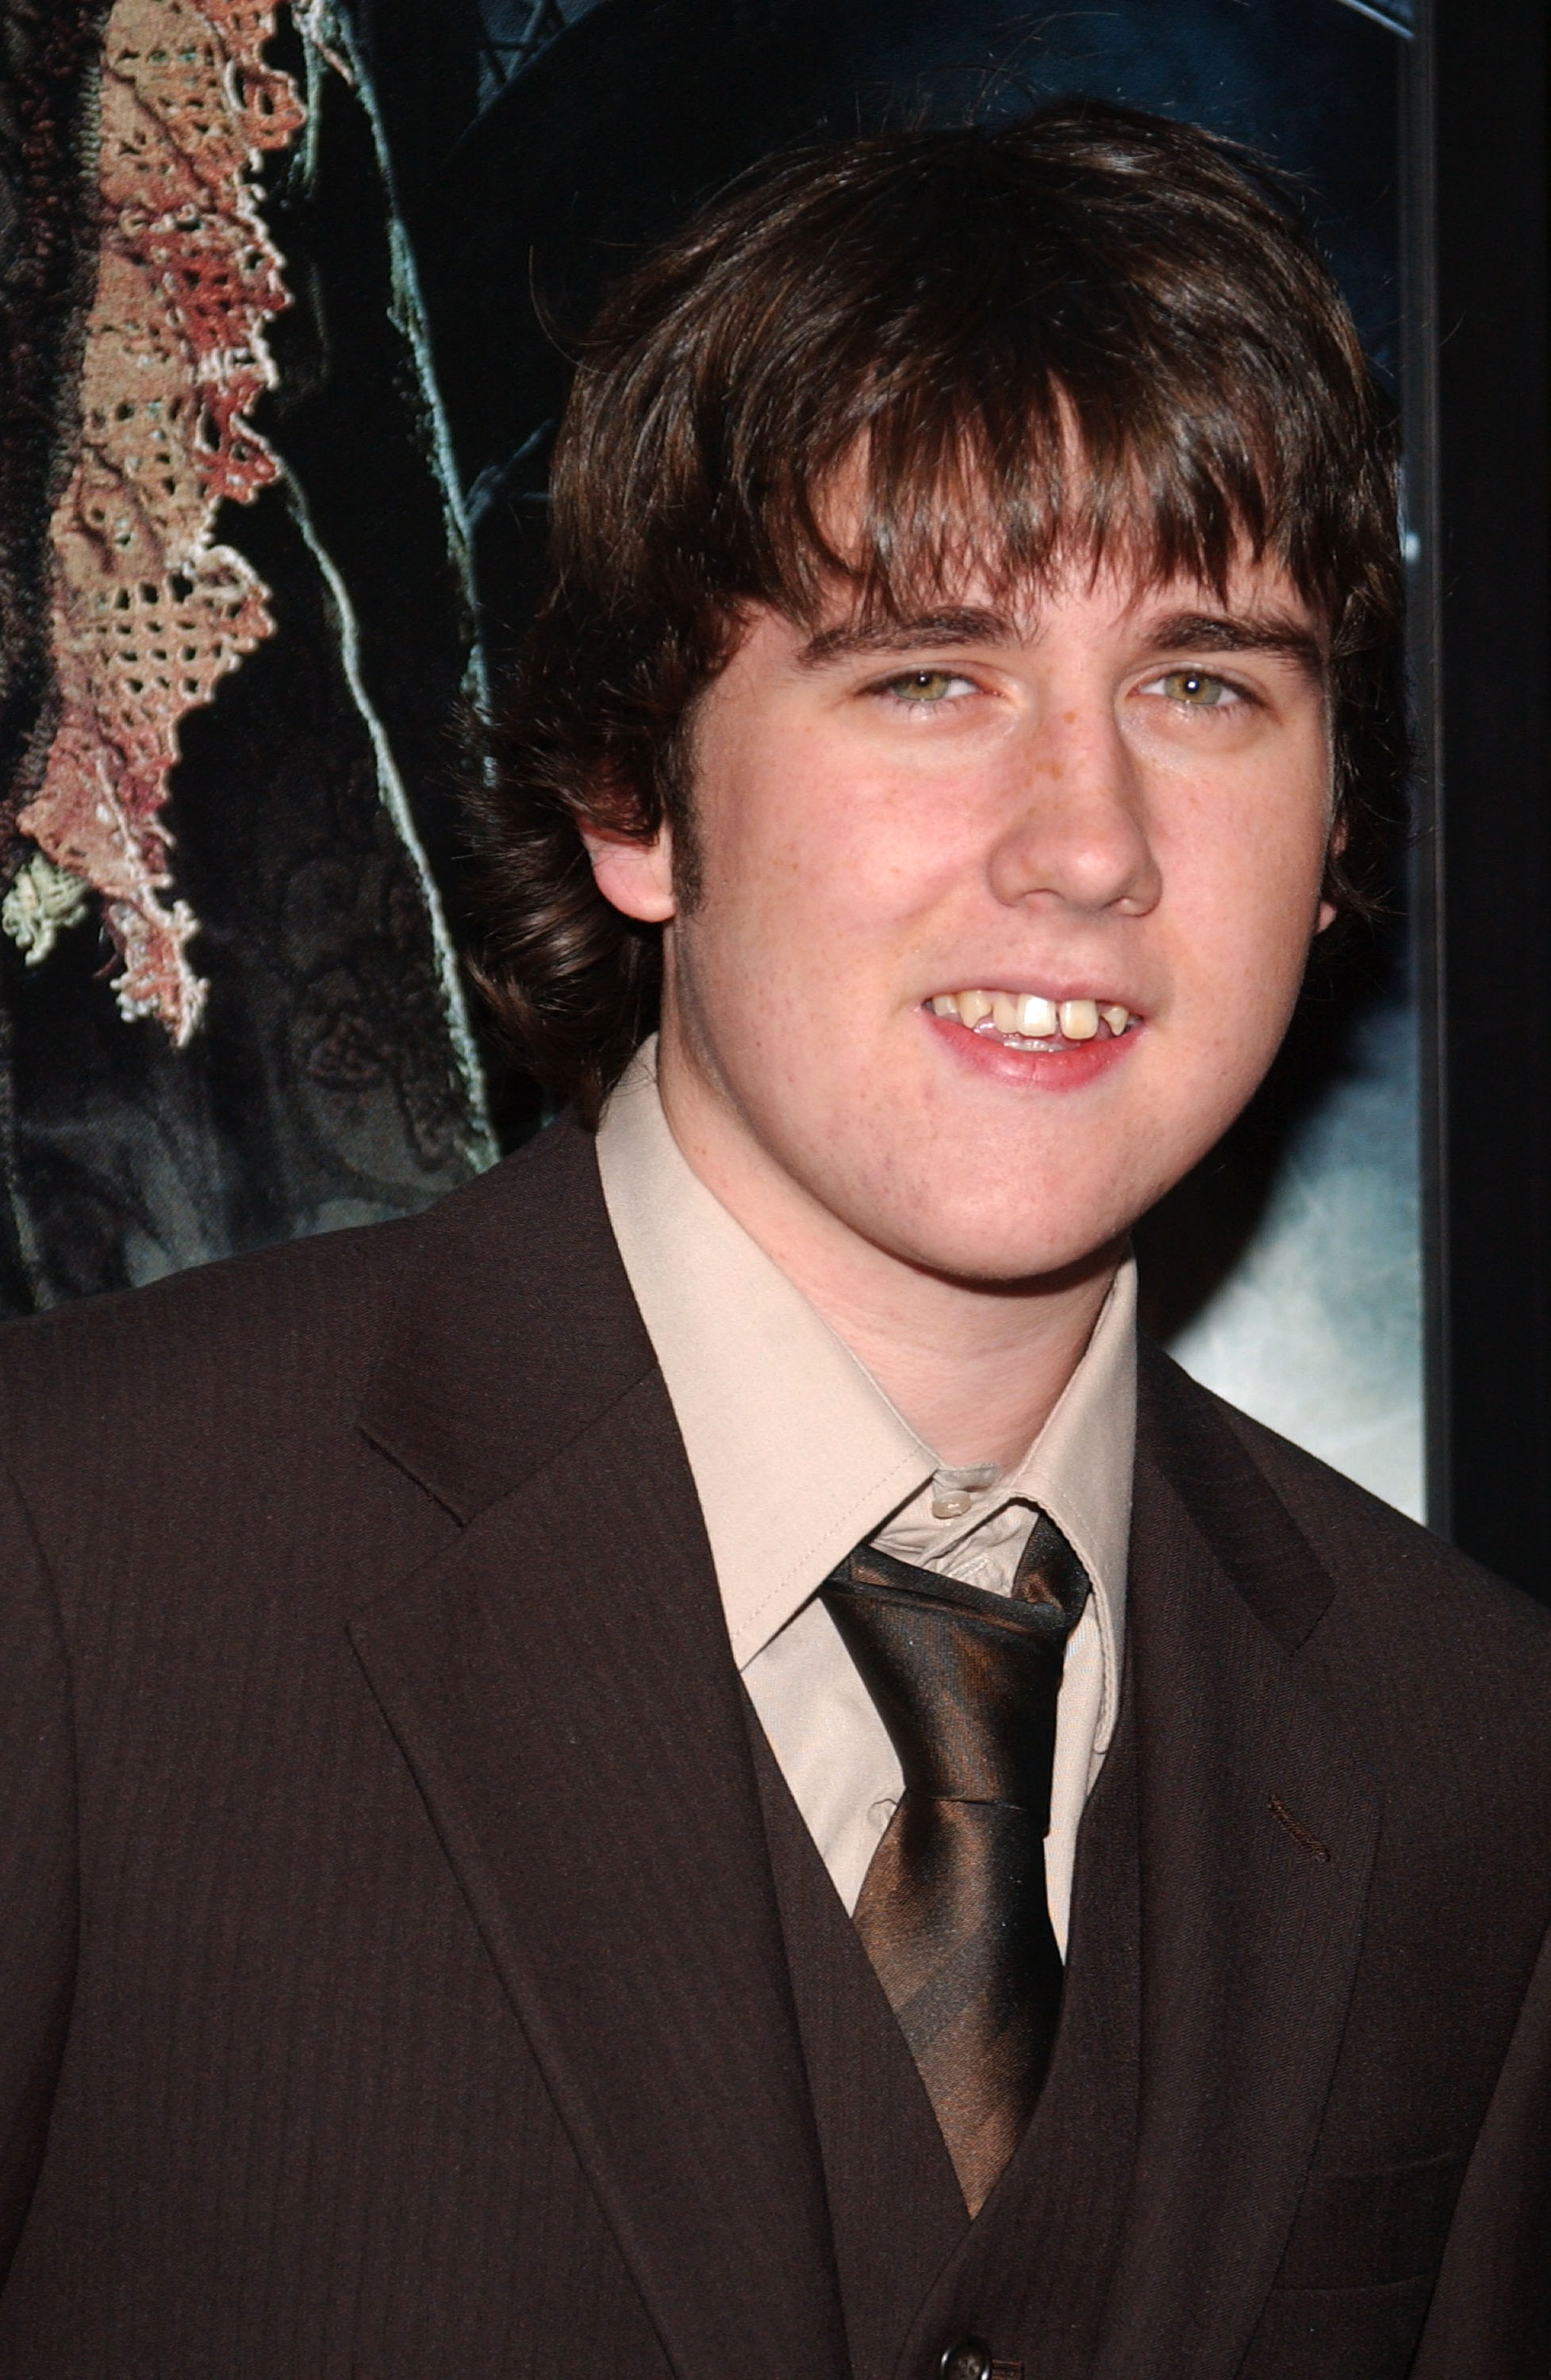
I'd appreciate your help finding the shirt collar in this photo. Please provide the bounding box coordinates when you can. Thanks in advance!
[595,1038,1133,1681]
[873,1265,1137,1633]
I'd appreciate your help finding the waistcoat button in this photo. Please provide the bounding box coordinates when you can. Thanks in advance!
[939,2341,994,2380]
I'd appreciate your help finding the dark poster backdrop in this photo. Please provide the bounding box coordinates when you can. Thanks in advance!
[1419,0,1550,1594]
[0,0,1423,1505]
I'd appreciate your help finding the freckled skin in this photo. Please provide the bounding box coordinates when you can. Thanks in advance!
[587,554,1333,1457]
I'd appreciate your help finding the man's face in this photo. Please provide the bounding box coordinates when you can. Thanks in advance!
[590,550,1334,1288]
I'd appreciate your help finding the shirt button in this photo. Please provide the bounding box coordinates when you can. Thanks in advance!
[939,2340,994,2380]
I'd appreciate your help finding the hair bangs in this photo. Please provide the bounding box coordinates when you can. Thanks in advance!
[756,374,1311,643]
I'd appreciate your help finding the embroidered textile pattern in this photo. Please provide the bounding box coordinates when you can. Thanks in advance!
[14,0,305,1040]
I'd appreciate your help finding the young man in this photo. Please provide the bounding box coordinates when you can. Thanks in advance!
[0,102,1547,2380]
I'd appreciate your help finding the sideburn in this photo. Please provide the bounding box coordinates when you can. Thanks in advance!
[660,681,712,916]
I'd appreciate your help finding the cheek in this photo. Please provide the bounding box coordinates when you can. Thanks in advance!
[692,791,828,980]
[697,746,947,959]
[1146,855,1325,1130]
[674,770,848,1038]
[1165,769,1330,987]
[1194,907,1319,1072]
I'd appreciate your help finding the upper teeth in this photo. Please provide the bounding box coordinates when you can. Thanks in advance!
[928,991,1131,1041]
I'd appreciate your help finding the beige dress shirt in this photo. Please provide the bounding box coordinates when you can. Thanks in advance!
[596,1039,1135,1954]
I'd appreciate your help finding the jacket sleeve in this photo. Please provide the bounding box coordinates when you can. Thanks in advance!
[1410,1911,1551,2378]
[0,1452,76,2280]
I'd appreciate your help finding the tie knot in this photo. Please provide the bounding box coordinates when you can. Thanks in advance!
[822,1529,1088,1819]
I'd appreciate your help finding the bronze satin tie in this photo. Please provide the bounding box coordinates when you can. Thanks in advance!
[822,1515,1090,2216]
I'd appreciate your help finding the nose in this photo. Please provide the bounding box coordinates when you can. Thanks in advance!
[985,708,1162,918]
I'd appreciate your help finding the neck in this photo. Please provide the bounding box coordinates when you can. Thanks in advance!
[656,1056,1123,1471]
[784,1242,1121,1470]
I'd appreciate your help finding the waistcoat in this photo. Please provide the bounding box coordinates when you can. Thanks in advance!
[747,1670,1142,2380]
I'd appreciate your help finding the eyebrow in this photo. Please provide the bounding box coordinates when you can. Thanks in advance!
[795,603,1328,679]
[796,608,1015,666]
[1142,610,1328,681]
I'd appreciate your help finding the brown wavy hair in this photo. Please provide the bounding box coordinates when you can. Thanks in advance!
[469,99,1404,1123]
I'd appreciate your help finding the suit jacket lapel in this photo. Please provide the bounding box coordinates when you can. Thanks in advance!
[1094,1347,1382,2380]
[350,1123,850,2380]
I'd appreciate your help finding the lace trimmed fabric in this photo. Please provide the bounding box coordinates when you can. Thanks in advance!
[17,0,305,1041]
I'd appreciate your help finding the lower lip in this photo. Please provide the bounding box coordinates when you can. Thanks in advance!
[923,1010,1141,1091]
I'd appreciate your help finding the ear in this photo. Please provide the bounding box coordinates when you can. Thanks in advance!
[582,819,677,924]
[1315,811,1346,935]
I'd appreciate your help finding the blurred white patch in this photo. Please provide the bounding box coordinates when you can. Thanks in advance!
[1167,996,1424,1521]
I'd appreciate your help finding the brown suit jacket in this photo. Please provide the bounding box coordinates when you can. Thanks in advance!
[0,1116,1547,2378]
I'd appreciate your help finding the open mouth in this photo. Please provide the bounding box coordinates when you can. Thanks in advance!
[925,988,1136,1052]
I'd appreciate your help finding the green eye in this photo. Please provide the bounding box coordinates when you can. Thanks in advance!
[1157,670,1234,706]
[888,670,962,703]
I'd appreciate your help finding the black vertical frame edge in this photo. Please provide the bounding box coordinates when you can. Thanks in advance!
[1402,0,1446,1542]
[1418,0,1551,1595]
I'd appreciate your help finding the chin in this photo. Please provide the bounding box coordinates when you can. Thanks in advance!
[881,1207,1131,1290]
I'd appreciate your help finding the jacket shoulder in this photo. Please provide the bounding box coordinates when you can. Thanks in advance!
[1147,1369,1551,1824]
[1141,1342,1551,1874]
[0,1119,595,1424]
[0,1200,417,1434]
[1215,1384,1550,1651]
[0,1118,629,1568]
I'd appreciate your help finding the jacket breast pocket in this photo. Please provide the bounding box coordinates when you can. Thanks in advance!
[1273,2149,1466,2290]
[1240,2273,1438,2380]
